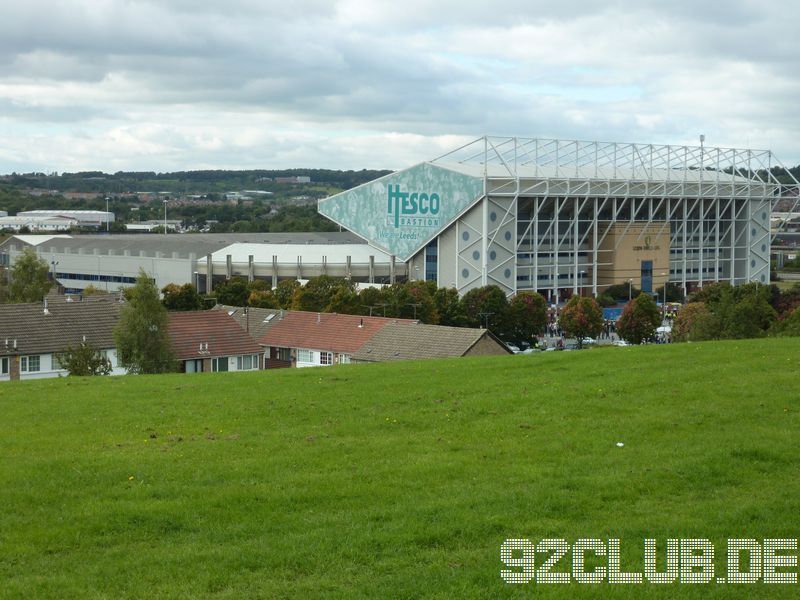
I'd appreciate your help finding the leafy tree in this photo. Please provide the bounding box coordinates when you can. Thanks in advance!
[603,283,641,302]
[559,295,603,348]
[9,248,52,303]
[274,279,301,309]
[213,277,250,306]
[672,302,719,342]
[114,269,176,374]
[292,276,352,312]
[326,286,361,315]
[358,286,387,316]
[505,291,547,347]
[248,289,280,309]
[654,282,684,303]
[459,285,510,337]
[433,287,467,327]
[617,293,662,344]
[162,283,203,311]
[56,342,112,376]
[381,281,438,322]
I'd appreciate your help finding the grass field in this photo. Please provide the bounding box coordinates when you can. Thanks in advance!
[2,339,800,598]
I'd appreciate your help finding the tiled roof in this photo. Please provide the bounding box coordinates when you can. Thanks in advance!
[258,311,415,353]
[0,296,121,356]
[352,322,509,362]
[168,311,263,360]
[211,305,283,342]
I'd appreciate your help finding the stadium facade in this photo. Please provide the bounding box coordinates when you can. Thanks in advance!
[319,136,799,300]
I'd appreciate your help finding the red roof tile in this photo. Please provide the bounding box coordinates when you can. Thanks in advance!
[258,311,416,353]
[168,311,263,360]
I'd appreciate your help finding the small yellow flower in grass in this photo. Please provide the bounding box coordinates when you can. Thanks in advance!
[128,475,135,480]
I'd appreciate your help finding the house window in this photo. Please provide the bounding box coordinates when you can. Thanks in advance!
[237,354,259,371]
[297,349,312,363]
[276,348,291,362]
[320,352,332,365]
[211,357,229,372]
[1,357,8,375]
[185,359,203,373]
[339,354,351,364]
[21,355,41,372]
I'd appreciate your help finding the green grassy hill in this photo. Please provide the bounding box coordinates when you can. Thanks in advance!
[2,339,800,598]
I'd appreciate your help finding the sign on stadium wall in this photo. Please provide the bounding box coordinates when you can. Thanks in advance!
[318,163,484,262]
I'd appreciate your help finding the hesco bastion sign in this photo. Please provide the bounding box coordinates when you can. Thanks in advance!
[318,163,484,261]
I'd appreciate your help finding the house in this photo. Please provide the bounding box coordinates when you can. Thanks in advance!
[352,322,511,363]
[256,311,416,368]
[0,296,125,381]
[168,311,264,373]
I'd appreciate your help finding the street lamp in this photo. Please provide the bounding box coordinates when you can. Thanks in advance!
[163,199,168,236]
[628,278,633,302]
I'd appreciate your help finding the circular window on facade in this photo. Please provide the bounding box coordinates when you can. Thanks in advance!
[751,228,756,237]
[751,260,756,268]
[462,231,470,242]
[462,268,469,279]
[504,268,512,279]
[504,231,512,241]
[761,274,766,282]
[762,212,767,221]
[762,244,767,253]
[490,212,497,222]
[472,250,480,261]
[489,250,497,261]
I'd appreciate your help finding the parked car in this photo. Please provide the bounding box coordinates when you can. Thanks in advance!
[613,339,631,347]
[506,344,521,354]
[581,337,596,345]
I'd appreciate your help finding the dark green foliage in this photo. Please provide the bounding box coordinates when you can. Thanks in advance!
[248,289,280,309]
[617,293,662,344]
[770,306,800,337]
[675,282,777,341]
[274,279,300,309]
[558,295,604,347]
[654,281,684,303]
[459,285,510,337]
[213,277,250,307]
[7,248,52,303]
[505,291,547,347]
[161,283,203,311]
[432,287,466,327]
[56,342,112,376]
[672,302,720,342]
[603,282,641,302]
[291,275,353,312]
[113,270,176,374]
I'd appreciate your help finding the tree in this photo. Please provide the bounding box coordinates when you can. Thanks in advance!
[162,283,203,311]
[274,279,301,309]
[248,289,280,309]
[505,291,547,347]
[82,284,105,297]
[654,282,684,303]
[558,295,603,348]
[616,293,661,344]
[291,276,352,312]
[114,269,176,374]
[460,285,510,337]
[213,277,249,306]
[56,342,112,376]
[433,287,466,327]
[9,248,52,303]
[603,283,641,303]
[672,302,720,342]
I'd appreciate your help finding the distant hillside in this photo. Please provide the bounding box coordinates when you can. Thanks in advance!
[2,338,800,596]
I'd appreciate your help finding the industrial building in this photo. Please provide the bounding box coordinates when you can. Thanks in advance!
[319,136,800,299]
[0,232,405,294]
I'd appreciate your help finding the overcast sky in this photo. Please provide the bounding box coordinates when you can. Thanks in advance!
[0,0,797,173]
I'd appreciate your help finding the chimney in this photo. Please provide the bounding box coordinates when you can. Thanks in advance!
[358,318,364,328]
[316,312,321,324]
[43,298,50,315]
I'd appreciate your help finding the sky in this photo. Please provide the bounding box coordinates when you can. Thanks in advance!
[0,0,798,173]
